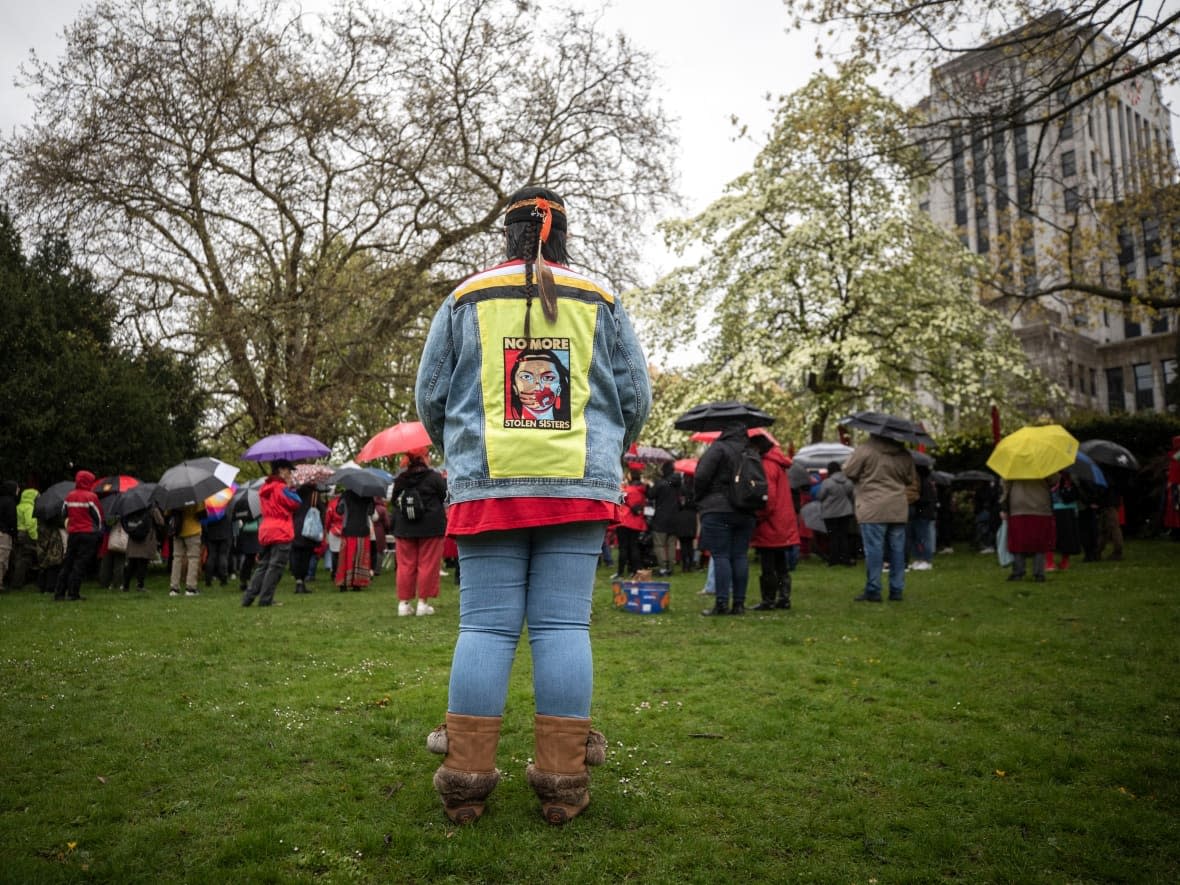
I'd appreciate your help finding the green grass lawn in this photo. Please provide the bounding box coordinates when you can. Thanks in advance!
[2,542,1179,884]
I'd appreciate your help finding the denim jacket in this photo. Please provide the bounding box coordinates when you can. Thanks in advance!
[416,260,651,505]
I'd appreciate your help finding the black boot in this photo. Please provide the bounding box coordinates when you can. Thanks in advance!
[751,573,776,610]
[701,600,730,616]
[730,602,746,615]
[774,573,792,609]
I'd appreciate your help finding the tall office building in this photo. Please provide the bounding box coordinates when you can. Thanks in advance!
[918,11,1178,415]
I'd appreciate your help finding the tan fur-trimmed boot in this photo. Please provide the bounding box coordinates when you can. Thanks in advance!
[427,713,502,824]
[524,714,607,825]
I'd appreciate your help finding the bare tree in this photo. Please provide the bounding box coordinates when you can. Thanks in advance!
[4,0,674,453]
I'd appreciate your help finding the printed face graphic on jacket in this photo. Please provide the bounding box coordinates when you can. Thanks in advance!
[503,344,572,428]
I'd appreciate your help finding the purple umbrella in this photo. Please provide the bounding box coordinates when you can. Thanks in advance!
[242,433,330,462]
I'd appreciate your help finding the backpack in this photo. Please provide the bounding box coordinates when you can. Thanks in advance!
[301,506,324,543]
[122,509,153,542]
[728,444,769,513]
[396,487,426,522]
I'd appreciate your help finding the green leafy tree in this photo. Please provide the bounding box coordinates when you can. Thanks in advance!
[0,207,203,486]
[4,0,674,453]
[637,64,1053,444]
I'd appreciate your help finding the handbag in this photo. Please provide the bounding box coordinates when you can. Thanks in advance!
[107,522,129,554]
[301,507,324,543]
[995,521,1012,568]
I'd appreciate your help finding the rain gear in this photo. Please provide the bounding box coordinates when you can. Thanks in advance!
[17,488,39,541]
[63,471,103,535]
[751,446,800,548]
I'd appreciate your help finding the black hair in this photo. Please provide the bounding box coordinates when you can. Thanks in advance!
[504,186,568,338]
[827,461,842,474]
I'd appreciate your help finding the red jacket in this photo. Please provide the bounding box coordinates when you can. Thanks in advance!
[618,482,648,531]
[64,470,104,535]
[752,446,800,549]
[258,474,301,546]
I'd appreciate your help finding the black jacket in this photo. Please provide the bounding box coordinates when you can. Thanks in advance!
[693,424,748,515]
[392,466,448,539]
[649,474,683,534]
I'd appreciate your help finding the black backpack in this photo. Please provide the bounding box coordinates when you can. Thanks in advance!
[122,509,153,542]
[396,487,426,522]
[727,444,769,513]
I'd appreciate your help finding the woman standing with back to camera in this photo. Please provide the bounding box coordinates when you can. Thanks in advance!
[417,186,651,825]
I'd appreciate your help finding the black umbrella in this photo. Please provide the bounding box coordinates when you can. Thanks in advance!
[154,464,229,511]
[911,451,935,468]
[673,400,775,432]
[328,466,388,498]
[799,501,827,533]
[32,480,76,521]
[1078,439,1140,471]
[953,469,995,483]
[839,411,933,446]
[932,470,954,487]
[107,482,159,518]
[231,478,265,520]
[788,461,818,489]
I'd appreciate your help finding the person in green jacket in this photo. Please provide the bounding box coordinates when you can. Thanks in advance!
[12,487,40,588]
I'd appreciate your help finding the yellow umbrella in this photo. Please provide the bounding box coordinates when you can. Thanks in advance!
[986,424,1079,480]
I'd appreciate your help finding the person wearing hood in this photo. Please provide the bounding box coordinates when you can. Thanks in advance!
[842,435,919,602]
[1163,435,1180,540]
[53,470,104,601]
[694,422,761,616]
[12,486,40,588]
[750,435,800,610]
[818,461,856,567]
[242,460,301,607]
[0,480,18,589]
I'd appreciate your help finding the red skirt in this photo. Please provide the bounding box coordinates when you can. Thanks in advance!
[336,536,372,588]
[1007,514,1055,554]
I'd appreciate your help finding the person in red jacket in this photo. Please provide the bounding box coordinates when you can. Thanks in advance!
[613,471,648,579]
[750,435,801,611]
[242,460,301,607]
[54,470,104,601]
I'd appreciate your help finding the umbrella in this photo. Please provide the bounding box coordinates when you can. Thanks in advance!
[1068,451,1108,488]
[627,443,676,463]
[1078,439,1140,471]
[201,483,237,523]
[952,469,995,484]
[243,433,330,462]
[32,480,76,521]
[329,466,389,498]
[93,475,139,497]
[788,461,819,489]
[792,442,854,469]
[799,500,827,533]
[366,466,394,483]
[673,458,698,475]
[357,421,432,462]
[839,410,933,446]
[183,457,240,487]
[932,470,954,487]
[911,451,935,468]
[673,400,775,432]
[154,464,230,510]
[292,463,336,488]
[231,478,265,520]
[690,427,781,447]
[106,482,159,518]
[986,424,1079,480]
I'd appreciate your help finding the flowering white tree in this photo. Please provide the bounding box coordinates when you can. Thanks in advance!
[637,64,1055,444]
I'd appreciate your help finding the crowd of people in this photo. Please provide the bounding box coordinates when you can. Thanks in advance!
[0,450,452,611]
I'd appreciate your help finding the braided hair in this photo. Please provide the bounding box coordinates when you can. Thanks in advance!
[504,186,569,339]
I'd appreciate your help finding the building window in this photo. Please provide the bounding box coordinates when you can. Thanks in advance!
[1124,316,1142,338]
[1164,359,1178,409]
[1106,367,1126,412]
[972,131,989,252]
[951,129,968,230]
[1060,113,1073,141]
[1090,368,1098,397]
[991,128,1009,212]
[1061,149,1077,178]
[1150,315,1168,334]
[1066,360,1074,390]
[1064,186,1079,212]
[1133,362,1154,411]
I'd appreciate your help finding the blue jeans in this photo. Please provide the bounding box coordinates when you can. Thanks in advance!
[910,518,935,563]
[698,512,757,606]
[860,522,906,599]
[449,522,605,719]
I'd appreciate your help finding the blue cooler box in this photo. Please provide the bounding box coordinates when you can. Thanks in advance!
[612,580,670,614]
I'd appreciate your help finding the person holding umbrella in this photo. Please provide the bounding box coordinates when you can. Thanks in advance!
[242,460,301,607]
[417,186,650,825]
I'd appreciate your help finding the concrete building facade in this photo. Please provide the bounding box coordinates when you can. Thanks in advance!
[917,12,1179,416]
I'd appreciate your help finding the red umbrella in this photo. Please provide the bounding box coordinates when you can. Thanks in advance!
[357,421,432,462]
[690,427,781,447]
[673,458,698,475]
[93,475,139,497]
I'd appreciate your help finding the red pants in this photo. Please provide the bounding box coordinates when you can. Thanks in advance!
[395,535,445,601]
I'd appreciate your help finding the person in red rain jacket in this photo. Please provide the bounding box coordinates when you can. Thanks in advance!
[242,460,301,607]
[1164,435,1180,537]
[614,471,648,578]
[750,437,801,610]
[53,469,104,601]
